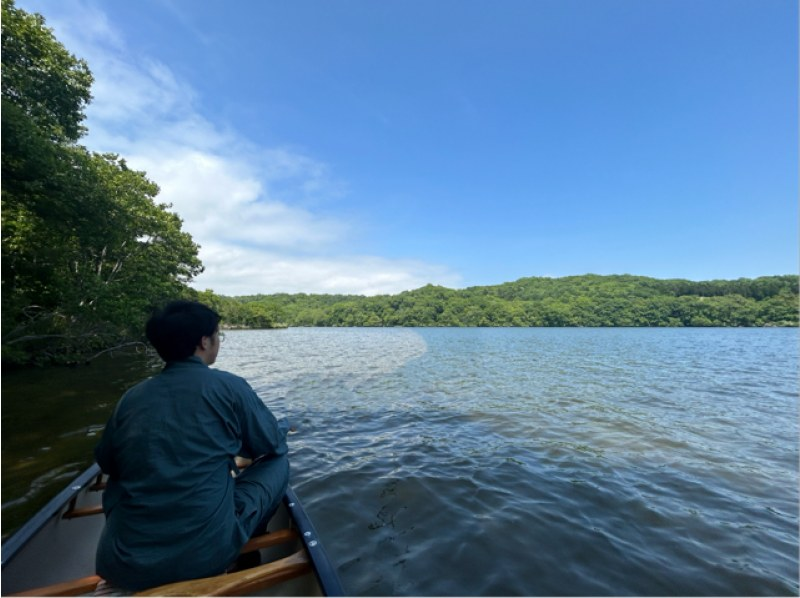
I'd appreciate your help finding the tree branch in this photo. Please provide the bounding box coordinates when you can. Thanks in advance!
[85,341,148,363]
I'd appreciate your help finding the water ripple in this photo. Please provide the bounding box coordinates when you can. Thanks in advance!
[218,328,798,596]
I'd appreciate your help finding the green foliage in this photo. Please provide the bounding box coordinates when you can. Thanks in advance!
[2,1,202,365]
[1,0,92,142]
[204,275,799,330]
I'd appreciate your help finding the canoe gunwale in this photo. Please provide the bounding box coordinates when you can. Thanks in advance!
[2,464,344,596]
[284,486,344,596]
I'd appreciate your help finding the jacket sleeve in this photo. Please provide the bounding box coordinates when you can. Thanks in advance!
[235,380,288,459]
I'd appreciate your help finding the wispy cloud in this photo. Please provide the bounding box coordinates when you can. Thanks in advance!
[29,0,461,296]
[198,245,458,296]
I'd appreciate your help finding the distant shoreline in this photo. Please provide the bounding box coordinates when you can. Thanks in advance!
[207,274,799,330]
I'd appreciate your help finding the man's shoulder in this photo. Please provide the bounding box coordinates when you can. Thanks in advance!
[123,375,156,395]
[206,367,252,390]
[136,363,248,389]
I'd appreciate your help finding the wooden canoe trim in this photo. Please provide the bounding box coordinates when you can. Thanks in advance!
[240,528,298,553]
[62,503,103,519]
[10,574,102,596]
[12,536,302,596]
[88,472,106,491]
[135,549,311,596]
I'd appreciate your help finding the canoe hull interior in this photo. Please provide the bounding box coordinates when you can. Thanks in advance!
[2,487,104,594]
[1,464,337,596]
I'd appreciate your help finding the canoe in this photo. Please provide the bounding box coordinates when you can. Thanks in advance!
[1,463,344,596]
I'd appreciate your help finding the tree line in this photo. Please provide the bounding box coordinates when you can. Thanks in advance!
[207,274,799,329]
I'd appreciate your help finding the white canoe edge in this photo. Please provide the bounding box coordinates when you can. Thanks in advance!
[1,463,344,596]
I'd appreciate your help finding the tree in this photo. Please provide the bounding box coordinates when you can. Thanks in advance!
[2,1,202,365]
[1,0,92,142]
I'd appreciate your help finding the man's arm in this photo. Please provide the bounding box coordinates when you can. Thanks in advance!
[236,382,289,459]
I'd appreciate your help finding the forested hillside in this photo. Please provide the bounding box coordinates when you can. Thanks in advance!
[1,0,201,365]
[208,275,798,329]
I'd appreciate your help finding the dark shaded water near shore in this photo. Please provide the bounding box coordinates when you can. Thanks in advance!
[3,328,798,595]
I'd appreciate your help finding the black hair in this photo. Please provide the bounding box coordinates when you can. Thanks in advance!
[145,300,221,362]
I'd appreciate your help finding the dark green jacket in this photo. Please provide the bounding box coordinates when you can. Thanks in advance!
[95,356,288,590]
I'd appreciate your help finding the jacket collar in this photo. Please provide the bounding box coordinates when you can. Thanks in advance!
[165,355,208,369]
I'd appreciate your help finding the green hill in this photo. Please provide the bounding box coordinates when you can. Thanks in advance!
[204,274,799,328]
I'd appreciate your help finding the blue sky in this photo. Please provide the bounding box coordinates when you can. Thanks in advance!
[17,0,798,295]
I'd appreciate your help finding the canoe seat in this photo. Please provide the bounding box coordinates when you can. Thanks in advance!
[240,528,299,552]
[62,490,104,519]
[9,530,306,597]
[62,504,104,519]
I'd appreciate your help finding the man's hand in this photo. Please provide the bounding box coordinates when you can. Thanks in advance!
[234,456,253,469]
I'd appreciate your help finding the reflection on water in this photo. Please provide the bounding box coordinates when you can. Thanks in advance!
[218,327,429,398]
[1,349,160,539]
[3,328,798,596]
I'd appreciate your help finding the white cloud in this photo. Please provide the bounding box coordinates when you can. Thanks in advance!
[23,0,461,296]
[128,150,347,252]
[199,243,461,296]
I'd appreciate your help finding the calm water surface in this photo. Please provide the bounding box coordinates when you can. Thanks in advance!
[3,328,798,595]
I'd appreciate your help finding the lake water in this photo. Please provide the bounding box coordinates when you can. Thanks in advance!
[2,328,798,595]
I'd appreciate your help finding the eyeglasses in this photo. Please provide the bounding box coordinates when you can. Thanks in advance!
[218,332,226,343]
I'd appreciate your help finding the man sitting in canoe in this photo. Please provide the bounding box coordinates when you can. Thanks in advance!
[93,300,290,591]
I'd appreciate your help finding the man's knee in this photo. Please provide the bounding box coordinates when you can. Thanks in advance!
[235,455,289,510]
[251,453,289,487]
[234,455,290,537]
